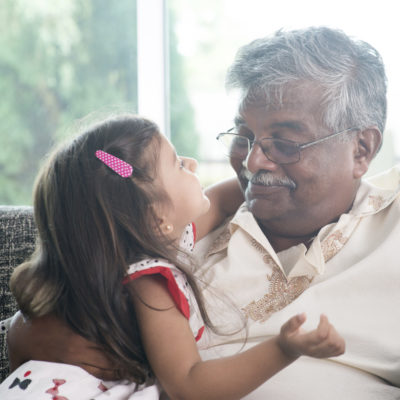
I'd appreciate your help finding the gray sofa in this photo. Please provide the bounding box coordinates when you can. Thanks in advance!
[0,206,36,383]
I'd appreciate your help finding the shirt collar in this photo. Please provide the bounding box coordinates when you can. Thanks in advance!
[350,165,400,217]
[207,165,400,279]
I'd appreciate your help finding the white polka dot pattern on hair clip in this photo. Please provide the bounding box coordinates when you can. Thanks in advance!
[95,150,133,178]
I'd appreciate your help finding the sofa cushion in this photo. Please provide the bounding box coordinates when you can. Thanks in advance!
[0,206,36,382]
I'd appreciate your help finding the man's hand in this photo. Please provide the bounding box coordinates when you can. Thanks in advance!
[277,313,346,359]
[7,311,118,380]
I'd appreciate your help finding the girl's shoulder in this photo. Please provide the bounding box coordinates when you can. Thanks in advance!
[124,257,191,319]
[124,256,204,342]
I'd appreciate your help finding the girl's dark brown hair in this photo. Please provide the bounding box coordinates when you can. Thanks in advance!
[10,114,212,383]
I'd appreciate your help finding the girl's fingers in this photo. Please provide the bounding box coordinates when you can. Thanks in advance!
[279,313,345,358]
[315,314,330,340]
[306,316,346,356]
[309,333,346,358]
[280,313,307,336]
[300,315,336,346]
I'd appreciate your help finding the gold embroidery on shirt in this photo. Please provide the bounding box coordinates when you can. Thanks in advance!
[242,265,313,322]
[321,230,348,262]
[251,238,265,253]
[368,195,385,211]
[251,239,277,266]
[263,254,274,265]
[243,241,313,322]
[206,228,231,257]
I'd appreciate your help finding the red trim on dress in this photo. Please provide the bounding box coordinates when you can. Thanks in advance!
[195,326,205,341]
[123,266,190,319]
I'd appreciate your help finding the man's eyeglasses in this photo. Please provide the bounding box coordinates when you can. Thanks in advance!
[216,127,358,165]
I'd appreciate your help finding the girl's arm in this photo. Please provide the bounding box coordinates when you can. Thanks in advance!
[195,177,244,241]
[130,276,345,400]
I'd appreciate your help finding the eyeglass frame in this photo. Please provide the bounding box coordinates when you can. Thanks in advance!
[216,126,359,165]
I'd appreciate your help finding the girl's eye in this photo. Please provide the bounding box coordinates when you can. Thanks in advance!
[179,158,185,169]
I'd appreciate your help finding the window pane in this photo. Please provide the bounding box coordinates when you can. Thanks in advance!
[0,0,138,205]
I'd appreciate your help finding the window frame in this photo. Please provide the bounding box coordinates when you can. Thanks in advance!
[137,0,170,138]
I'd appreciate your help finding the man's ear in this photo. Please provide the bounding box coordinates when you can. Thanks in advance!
[353,127,382,179]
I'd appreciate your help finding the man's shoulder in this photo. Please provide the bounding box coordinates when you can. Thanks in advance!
[351,165,400,217]
[365,164,400,192]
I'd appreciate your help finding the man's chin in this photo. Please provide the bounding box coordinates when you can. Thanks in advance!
[245,197,286,222]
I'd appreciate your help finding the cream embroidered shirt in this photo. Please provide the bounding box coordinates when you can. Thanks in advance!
[195,165,400,399]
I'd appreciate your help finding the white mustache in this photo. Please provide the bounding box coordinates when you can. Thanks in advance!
[241,168,297,190]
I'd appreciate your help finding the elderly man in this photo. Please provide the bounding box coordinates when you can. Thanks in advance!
[194,27,400,398]
[4,27,400,399]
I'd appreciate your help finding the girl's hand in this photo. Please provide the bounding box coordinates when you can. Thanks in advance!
[277,313,345,360]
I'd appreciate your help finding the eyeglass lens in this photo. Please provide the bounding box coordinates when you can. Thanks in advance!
[219,134,300,164]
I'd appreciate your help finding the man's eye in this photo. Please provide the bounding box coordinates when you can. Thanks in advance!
[274,140,298,156]
[179,158,185,168]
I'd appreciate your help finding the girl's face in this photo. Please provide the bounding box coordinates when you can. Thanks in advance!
[155,134,210,237]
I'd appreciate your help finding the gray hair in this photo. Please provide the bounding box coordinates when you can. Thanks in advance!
[226,27,387,134]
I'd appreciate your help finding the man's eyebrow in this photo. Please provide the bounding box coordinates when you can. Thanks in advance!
[233,117,306,132]
[269,121,305,131]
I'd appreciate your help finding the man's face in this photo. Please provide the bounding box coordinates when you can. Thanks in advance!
[231,86,361,238]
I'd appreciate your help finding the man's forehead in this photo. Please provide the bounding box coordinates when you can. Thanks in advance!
[236,81,325,117]
[235,89,325,129]
[234,114,308,134]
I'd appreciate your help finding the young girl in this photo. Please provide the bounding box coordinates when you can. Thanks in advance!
[1,114,344,399]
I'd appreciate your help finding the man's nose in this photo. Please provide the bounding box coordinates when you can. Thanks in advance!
[245,142,280,173]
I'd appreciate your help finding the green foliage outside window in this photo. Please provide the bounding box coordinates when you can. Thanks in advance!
[0,0,198,205]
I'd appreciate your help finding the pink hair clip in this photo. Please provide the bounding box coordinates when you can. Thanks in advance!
[95,150,133,178]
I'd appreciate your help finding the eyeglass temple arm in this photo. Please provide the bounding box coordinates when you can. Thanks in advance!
[299,127,358,150]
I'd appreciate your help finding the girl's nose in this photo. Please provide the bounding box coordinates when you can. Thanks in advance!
[183,157,198,173]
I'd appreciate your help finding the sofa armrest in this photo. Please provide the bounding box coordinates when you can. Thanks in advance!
[0,206,36,382]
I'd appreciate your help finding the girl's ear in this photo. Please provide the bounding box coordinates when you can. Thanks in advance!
[353,127,382,179]
[150,204,174,235]
[159,218,174,235]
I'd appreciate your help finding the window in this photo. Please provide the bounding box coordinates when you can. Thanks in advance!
[1,0,399,204]
[169,0,400,183]
[0,0,138,204]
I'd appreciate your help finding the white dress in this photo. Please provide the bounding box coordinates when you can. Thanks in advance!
[0,224,202,399]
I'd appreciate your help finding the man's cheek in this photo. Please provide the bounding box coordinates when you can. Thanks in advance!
[229,158,248,193]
